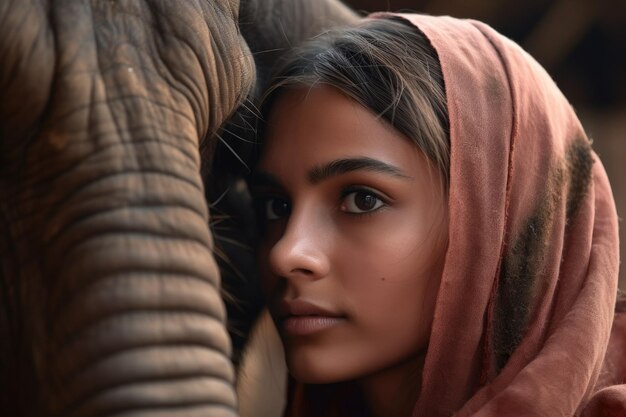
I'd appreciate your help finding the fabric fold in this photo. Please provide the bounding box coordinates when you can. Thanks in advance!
[376,13,622,417]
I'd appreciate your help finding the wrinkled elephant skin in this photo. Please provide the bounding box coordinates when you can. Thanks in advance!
[0,1,251,416]
[0,0,356,416]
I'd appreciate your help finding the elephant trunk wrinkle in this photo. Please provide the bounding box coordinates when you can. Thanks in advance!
[50,316,236,416]
[42,217,236,416]
[26,135,238,416]
[46,266,236,415]
[63,345,235,401]
[67,377,238,417]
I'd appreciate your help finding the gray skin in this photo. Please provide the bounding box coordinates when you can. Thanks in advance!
[0,1,357,416]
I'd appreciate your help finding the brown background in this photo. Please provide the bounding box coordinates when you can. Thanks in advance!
[344,0,626,288]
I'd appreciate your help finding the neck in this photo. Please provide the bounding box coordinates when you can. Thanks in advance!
[357,353,425,417]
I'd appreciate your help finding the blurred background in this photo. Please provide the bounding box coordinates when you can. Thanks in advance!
[345,0,626,288]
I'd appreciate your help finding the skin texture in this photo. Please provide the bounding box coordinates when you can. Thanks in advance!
[0,1,357,416]
[253,86,448,417]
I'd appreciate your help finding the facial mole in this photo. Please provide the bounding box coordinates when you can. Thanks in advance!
[381,277,386,281]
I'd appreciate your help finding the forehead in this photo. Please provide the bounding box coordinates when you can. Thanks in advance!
[259,86,422,172]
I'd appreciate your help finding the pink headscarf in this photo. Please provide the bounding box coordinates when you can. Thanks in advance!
[285,13,623,416]
[382,13,624,416]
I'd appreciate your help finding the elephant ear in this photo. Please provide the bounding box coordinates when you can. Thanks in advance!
[209,0,359,366]
[0,1,255,416]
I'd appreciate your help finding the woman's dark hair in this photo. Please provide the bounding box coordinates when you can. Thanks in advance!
[257,16,450,188]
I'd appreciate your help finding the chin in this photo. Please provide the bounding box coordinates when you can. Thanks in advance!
[286,349,356,384]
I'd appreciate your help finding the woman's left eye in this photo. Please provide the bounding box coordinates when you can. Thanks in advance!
[340,189,385,214]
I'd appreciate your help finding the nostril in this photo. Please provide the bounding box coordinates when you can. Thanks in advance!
[291,267,314,275]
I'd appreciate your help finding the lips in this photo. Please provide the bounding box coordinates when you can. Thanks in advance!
[274,299,346,336]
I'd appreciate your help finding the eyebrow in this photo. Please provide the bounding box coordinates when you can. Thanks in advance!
[307,157,410,184]
[250,157,410,189]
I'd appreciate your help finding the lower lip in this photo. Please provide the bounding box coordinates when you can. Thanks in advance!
[281,316,345,335]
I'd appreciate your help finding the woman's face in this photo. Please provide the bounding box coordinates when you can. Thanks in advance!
[252,86,448,384]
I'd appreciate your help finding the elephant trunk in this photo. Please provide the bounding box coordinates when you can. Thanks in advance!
[1,1,254,416]
[37,138,237,417]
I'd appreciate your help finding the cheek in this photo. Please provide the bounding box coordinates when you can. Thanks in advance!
[337,214,442,344]
[300,238,440,384]
[342,254,436,338]
[339,210,434,288]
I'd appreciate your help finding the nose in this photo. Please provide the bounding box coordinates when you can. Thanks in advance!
[268,207,330,281]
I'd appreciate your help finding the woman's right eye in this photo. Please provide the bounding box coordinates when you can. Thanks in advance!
[262,197,291,220]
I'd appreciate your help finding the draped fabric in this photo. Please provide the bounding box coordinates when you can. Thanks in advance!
[283,13,623,417]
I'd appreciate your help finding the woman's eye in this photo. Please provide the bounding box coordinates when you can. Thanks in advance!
[263,197,291,220]
[340,190,385,214]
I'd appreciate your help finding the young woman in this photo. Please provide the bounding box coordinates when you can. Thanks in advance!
[248,13,623,417]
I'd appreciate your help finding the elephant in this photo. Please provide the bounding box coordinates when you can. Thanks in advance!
[0,1,357,416]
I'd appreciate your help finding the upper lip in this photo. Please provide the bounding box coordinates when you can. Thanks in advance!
[275,299,343,320]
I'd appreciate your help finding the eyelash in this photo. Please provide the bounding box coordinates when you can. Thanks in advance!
[339,186,388,217]
[254,186,389,222]
[253,192,289,222]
